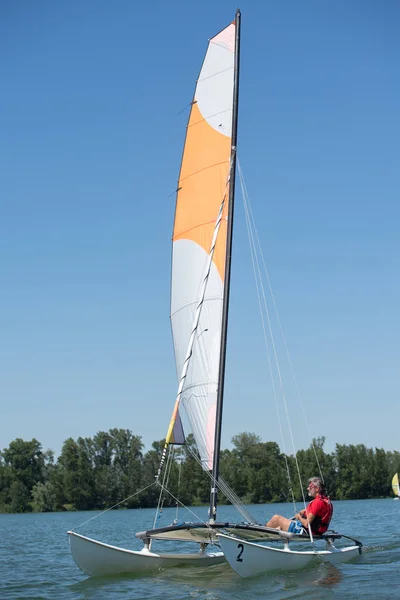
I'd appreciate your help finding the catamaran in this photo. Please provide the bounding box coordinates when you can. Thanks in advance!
[68,10,362,578]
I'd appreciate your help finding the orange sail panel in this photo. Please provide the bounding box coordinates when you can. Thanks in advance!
[170,22,235,470]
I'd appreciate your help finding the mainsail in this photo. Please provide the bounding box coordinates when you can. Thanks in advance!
[169,22,236,470]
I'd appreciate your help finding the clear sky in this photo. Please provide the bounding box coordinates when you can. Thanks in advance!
[1,1,399,460]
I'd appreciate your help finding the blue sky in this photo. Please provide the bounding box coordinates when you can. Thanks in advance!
[1,0,399,460]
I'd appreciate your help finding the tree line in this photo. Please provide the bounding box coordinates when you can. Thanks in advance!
[0,429,398,513]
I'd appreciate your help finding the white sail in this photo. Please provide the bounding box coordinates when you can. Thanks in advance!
[392,473,399,498]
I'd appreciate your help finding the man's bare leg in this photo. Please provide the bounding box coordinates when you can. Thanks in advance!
[266,515,293,531]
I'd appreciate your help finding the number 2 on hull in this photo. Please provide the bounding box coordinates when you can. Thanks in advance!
[236,543,244,562]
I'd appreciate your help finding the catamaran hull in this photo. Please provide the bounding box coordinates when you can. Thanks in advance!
[68,531,225,577]
[218,533,361,578]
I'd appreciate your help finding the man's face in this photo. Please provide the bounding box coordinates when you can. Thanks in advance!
[307,482,318,498]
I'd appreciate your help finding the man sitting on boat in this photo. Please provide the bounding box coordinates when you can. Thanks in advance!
[266,476,333,536]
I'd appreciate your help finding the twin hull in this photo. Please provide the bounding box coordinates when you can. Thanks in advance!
[69,529,361,579]
[218,533,362,578]
[68,531,224,577]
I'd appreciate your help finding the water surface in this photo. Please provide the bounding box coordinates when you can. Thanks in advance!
[1,498,397,599]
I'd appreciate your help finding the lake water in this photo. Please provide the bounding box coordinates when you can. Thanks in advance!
[1,498,397,599]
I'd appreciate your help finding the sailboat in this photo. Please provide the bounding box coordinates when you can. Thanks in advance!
[68,10,362,578]
[392,473,400,500]
[69,10,242,576]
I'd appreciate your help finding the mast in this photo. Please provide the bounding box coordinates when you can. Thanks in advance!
[209,8,241,522]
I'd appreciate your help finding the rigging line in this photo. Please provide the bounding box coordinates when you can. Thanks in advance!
[238,162,315,546]
[164,445,175,492]
[154,445,175,528]
[214,472,254,522]
[69,481,157,532]
[239,164,314,543]
[240,171,307,518]
[156,481,210,527]
[238,161,297,513]
[156,446,173,513]
[175,452,183,523]
[177,101,192,116]
[184,444,256,524]
[187,440,253,521]
[218,477,257,523]
[238,163,325,489]
[157,168,231,479]
[240,170,290,486]
[241,174,297,512]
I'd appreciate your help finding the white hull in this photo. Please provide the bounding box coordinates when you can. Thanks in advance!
[68,531,225,577]
[218,533,361,578]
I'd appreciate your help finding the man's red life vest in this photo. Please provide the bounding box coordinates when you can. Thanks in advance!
[306,494,333,534]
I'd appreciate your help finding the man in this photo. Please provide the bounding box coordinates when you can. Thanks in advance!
[266,476,333,535]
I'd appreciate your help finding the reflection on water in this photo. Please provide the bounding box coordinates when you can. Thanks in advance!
[68,556,346,600]
[312,563,343,588]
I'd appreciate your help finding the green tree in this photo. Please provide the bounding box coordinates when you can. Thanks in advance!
[57,437,95,510]
[110,428,143,508]
[228,432,262,502]
[32,481,57,512]
[246,441,287,503]
[9,480,31,513]
[0,456,12,511]
[371,447,390,498]
[179,434,210,505]
[219,448,246,501]
[140,440,165,508]
[1,438,46,512]
[334,444,372,499]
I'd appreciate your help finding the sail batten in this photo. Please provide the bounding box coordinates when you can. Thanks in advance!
[178,161,230,185]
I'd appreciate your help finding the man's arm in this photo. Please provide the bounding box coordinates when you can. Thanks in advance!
[294,511,316,528]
